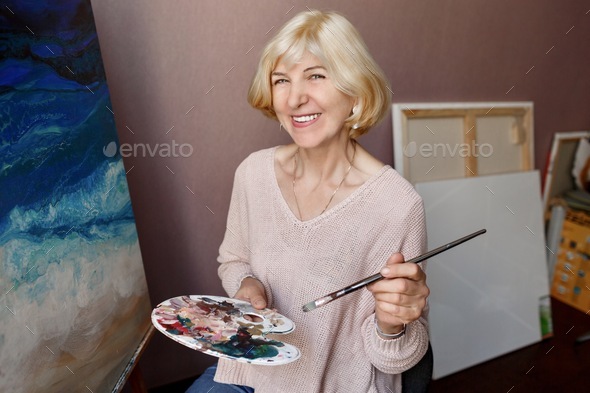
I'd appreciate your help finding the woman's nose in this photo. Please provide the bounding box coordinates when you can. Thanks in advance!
[287,82,308,109]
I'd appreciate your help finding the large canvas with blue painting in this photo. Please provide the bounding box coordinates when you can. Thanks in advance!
[0,1,151,391]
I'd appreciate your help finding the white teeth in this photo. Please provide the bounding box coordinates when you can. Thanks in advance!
[293,114,319,123]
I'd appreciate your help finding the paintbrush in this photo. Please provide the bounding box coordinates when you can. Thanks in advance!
[302,228,486,312]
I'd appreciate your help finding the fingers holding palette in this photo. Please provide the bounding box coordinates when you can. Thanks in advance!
[152,295,300,365]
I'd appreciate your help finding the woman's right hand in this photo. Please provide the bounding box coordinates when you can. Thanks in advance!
[235,276,268,310]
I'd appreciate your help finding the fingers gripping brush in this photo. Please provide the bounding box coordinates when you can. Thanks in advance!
[302,229,486,312]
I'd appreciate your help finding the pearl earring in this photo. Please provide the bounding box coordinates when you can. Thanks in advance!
[352,105,360,130]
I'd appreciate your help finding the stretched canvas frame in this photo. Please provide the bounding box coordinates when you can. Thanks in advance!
[415,171,550,379]
[393,102,534,184]
[0,1,152,392]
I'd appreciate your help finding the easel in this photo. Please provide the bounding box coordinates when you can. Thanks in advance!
[113,325,155,393]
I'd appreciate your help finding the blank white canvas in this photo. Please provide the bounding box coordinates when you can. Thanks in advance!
[415,171,549,379]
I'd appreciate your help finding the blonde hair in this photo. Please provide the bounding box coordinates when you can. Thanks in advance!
[248,10,391,138]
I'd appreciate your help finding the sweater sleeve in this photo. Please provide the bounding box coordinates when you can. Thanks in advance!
[217,160,254,297]
[361,195,430,374]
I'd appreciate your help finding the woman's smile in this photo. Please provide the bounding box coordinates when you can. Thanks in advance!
[291,113,321,127]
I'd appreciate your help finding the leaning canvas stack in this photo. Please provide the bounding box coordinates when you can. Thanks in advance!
[551,209,590,313]
[393,102,552,379]
[544,132,590,314]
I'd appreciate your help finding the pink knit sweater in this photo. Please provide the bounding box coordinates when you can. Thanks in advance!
[215,147,429,393]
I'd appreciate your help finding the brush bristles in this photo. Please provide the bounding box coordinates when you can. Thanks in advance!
[302,295,334,312]
[302,301,317,312]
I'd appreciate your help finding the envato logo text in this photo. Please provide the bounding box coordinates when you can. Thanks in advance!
[103,141,194,158]
[404,141,493,158]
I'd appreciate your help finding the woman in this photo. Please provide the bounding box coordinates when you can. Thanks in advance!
[187,9,429,393]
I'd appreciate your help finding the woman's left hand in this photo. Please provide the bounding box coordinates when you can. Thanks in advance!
[367,252,429,335]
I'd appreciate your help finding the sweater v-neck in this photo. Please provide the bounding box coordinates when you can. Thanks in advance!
[269,146,391,225]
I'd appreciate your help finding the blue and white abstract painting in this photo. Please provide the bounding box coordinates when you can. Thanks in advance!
[0,1,151,392]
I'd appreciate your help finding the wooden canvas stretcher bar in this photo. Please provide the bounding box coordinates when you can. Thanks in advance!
[393,102,534,184]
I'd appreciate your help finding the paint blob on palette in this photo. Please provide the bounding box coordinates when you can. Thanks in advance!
[152,295,300,365]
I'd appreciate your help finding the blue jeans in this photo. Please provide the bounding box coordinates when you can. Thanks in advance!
[185,364,254,393]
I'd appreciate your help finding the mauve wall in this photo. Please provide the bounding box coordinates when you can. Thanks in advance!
[90,0,590,388]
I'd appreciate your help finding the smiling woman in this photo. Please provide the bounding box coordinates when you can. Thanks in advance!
[186,9,431,393]
[270,52,356,150]
[248,10,391,138]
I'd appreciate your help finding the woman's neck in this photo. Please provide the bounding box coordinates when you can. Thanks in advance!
[294,137,356,186]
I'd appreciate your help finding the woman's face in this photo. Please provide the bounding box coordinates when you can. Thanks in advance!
[271,51,355,149]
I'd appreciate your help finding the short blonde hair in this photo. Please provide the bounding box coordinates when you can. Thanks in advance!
[248,10,391,138]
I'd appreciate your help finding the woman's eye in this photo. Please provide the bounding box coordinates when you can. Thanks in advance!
[310,74,326,80]
[273,79,288,85]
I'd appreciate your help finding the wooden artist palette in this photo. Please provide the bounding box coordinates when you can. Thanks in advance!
[152,295,300,365]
